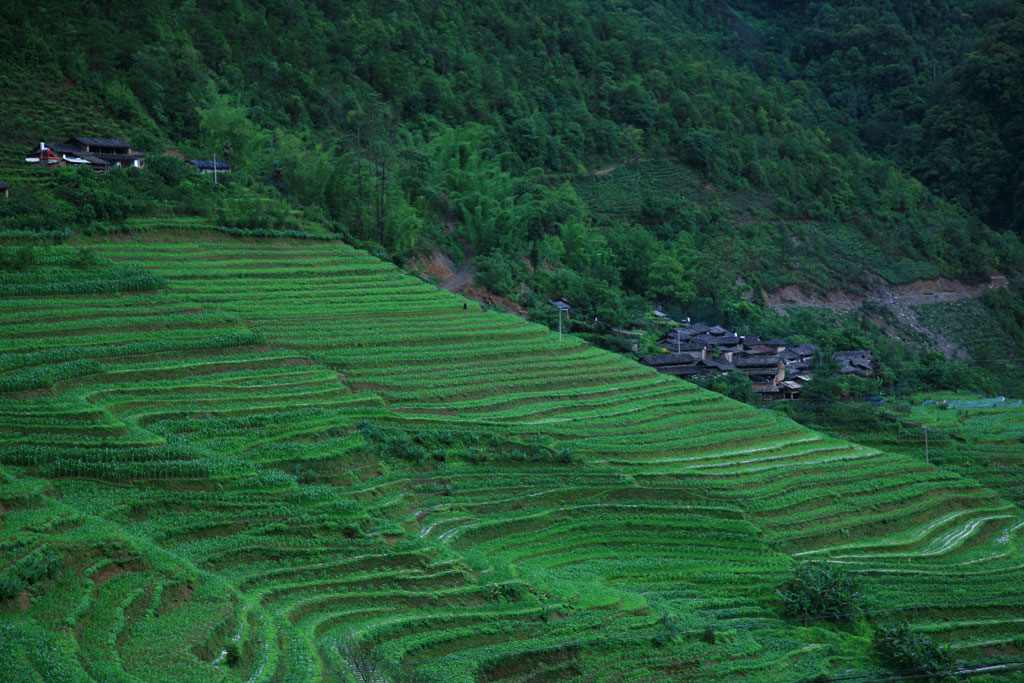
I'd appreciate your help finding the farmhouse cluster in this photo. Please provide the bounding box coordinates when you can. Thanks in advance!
[640,323,872,399]
[19,136,230,177]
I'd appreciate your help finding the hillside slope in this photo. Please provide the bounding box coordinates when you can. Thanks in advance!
[3,0,1022,324]
[2,232,1023,682]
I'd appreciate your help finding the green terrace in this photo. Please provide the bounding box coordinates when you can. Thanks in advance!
[1,231,1023,682]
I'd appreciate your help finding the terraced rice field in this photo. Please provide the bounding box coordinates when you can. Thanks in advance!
[2,233,1024,682]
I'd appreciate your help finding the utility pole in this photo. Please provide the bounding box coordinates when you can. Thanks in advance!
[549,300,570,343]
[213,154,218,184]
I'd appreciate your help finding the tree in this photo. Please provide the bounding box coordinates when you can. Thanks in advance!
[646,252,696,309]
[873,622,954,682]
[474,251,519,298]
[777,561,862,625]
[337,639,390,683]
[699,371,756,404]
[197,93,266,170]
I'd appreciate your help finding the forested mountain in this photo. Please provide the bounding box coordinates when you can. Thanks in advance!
[2,0,1024,384]
[733,0,1024,234]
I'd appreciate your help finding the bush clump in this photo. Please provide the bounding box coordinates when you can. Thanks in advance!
[777,561,862,625]
[873,622,954,681]
[0,547,65,599]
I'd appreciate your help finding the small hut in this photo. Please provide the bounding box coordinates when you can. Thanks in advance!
[187,159,233,174]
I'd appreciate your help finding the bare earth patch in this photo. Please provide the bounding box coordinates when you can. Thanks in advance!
[91,561,144,586]
[763,275,1008,359]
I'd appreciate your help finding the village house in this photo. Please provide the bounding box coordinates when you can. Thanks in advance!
[835,350,873,377]
[26,137,144,172]
[638,353,703,378]
[548,297,572,312]
[643,323,873,399]
[658,324,741,358]
[187,159,232,174]
[736,355,786,390]
[0,180,8,199]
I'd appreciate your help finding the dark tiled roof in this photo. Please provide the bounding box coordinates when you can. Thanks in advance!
[693,334,740,346]
[0,181,8,190]
[43,143,107,165]
[548,299,571,311]
[68,136,132,148]
[744,345,777,355]
[657,340,704,352]
[661,366,704,376]
[45,142,79,154]
[735,355,781,368]
[99,154,144,162]
[677,323,710,337]
[188,159,233,170]
[641,353,698,367]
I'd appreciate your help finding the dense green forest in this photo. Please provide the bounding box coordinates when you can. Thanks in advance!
[733,0,1024,234]
[2,0,1024,392]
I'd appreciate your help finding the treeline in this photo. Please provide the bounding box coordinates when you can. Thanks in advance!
[2,0,1023,369]
[734,0,1024,234]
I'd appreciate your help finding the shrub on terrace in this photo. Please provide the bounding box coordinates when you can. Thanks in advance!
[337,638,393,683]
[0,547,65,599]
[693,370,756,404]
[777,561,862,625]
[0,246,36,271]
[873,622,954,682]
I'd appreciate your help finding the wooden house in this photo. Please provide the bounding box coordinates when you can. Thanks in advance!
[644,322,863,400]
[734,355,785,388]
[187,159,233,174]
[25,143,72,168]
[639,353,702,377]
[66,137,144,169]
[26,137,144,172]
[835,350,873,377]
[548,297,572,312]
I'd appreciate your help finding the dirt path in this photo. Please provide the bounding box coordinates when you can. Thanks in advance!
[766,275,1007,310]
[590,157,642,176]
[412,249,527,316]
[764,275,1008,359]
[439,256,475,292]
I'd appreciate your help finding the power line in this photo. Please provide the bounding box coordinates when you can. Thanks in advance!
[768,660,1024,683]
[254,594,1024,682]
[258,641,1024,683]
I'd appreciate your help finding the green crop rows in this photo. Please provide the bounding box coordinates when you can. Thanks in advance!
[1,233,1023,682]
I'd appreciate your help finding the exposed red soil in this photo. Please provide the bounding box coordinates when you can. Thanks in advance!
[159,582,195,615]
[91,560,144,586]
[411,250,529,317]
[764,274,1009,359]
